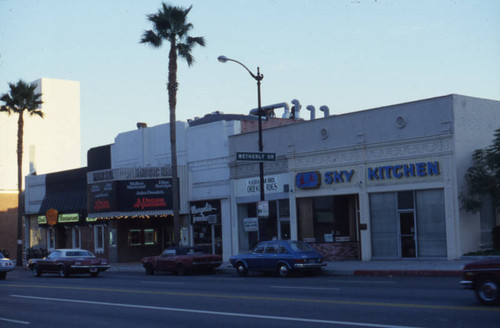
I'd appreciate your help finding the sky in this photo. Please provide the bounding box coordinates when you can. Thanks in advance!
[1,0,500,166]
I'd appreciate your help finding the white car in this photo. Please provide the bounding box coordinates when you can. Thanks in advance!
[0,251,15,279]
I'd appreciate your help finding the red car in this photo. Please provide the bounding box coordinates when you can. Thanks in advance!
[28,249,110,278]
[460,258,500,305]
[141,247,222,275]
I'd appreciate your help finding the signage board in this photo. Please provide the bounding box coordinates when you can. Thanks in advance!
[243,217,258,232]
[237,152,276,161]
[257,201,269,218]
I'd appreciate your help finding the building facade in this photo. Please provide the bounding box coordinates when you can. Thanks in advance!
[229,95,500,260]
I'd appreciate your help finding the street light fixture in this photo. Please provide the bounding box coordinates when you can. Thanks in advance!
[218,55,266,203]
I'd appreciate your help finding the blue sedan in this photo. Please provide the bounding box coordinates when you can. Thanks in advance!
[229,240,326,277]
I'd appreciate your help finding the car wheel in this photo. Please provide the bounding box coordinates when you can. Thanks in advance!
[32,264,41,277]
[90,271,99,277]
[277,263,289,278]
[144,263,154,275]
[0,272,6,280]
[236,262,248,277]
[58,265,69,278]
[176,263,186,276]
[475,277,499,305]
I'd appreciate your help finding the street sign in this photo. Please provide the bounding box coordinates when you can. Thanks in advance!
[237,152,276,161]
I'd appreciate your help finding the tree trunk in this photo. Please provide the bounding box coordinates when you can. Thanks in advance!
[16,111,24,266]
[168,37,181,246]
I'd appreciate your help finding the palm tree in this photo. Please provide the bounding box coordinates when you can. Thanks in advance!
[1,80,43,266]
[141,3,205,245]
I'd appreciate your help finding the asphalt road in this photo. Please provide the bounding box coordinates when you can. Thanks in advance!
[1,269,498,328]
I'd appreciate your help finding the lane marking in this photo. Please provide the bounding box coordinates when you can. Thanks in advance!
[4,283,499,312]
[140,281,185,285]
[0,317,30,325]
[271,286,341,291]
[11,294,419,328]
[329,280,397,285]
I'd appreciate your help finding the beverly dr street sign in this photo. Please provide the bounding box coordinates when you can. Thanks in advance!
[236,152,276,161]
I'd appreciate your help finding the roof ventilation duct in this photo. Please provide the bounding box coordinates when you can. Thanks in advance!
[319,105,330,117]
[291,99,301,119]
[306,105,316,120]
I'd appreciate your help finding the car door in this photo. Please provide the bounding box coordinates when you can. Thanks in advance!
[158,249,176,272]
[261,243,279,271]
[41,251,61,271]
[245,244,266,270]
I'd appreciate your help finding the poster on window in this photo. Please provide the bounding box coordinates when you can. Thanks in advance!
[118,178,174,211]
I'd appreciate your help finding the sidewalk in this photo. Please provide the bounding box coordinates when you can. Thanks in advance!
[108,258,486,276]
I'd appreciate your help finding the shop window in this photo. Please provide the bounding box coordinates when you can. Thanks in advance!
[144,229,157,245]
[129,229,141,246]
[94,225,105,254]
[72,226,81,249]
[301,195,358,243]
[127,229,158,246]
[109,228,117,247]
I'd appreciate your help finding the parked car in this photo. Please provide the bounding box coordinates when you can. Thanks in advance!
[0,251,15,280]
[229,240,326,277]
[141,247,223,275]
[28,249,110,278]
[460,258,500,305]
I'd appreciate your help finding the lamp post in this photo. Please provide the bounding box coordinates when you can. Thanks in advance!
[218,55,265,203]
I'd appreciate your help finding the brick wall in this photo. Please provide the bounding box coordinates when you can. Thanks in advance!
[0,193,20,258]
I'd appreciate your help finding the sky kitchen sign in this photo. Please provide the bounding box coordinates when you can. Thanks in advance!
[296,161,440,189]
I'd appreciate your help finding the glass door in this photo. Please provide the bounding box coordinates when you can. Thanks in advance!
[400,212,416,258]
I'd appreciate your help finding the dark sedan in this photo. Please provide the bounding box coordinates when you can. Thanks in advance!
[229,240,326,277]
[28,249,110,278]
[141,247,222,275]
[460,258,500,305]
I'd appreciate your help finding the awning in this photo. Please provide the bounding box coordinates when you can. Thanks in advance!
[39,189,87,215]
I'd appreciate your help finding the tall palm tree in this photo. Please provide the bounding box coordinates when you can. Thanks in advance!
[1,80,43,266]
[141,3,205,245]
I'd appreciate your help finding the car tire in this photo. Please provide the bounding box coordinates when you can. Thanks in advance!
[58,265,69,278]
[144,263,154,275]
[176,263,186,276]
[475,277,499,305]
[236,262,248,277]
[32,264,41,277]
[0,272,6,280]
[277,263,289,278]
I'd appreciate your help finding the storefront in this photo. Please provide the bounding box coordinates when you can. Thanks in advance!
[190,200,222,255]
[233,173,291,252]
[87,167,178,262]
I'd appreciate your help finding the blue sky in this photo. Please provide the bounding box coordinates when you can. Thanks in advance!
[1,0,499,166]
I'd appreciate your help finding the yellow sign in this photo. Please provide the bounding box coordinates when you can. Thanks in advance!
[37,216,47,224]
[58,213,79,223]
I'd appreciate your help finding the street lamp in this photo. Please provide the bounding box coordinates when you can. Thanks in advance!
[218,55,265,203]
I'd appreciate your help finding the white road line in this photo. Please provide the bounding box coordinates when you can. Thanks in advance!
[11,294,420,328]
[0,317,30,325]
[329,280,397,284]
[140,281,185,285]
[271,286,341,291]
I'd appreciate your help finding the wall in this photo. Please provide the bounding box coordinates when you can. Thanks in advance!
[0,78,81,191]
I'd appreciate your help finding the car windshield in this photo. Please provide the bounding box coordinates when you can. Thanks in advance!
[47,251,62,259]
[289,241,314,252]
